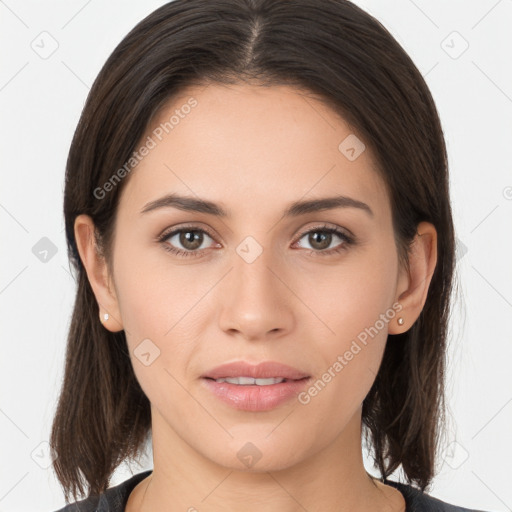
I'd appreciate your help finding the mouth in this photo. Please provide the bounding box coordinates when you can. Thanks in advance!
[200,360,311,411]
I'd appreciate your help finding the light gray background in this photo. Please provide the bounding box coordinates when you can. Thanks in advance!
[1,1,511,511]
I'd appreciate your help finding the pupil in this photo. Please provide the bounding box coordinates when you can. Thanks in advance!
[181,231,202,250]
[311,232,331,250]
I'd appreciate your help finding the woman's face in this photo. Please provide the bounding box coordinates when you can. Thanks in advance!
[100,83,411,471]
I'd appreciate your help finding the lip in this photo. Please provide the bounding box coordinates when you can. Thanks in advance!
[201,361,310,380]
[200,361,311,411]
[201,377,311,411]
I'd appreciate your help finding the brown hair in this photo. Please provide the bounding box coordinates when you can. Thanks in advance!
[51,0,456,502]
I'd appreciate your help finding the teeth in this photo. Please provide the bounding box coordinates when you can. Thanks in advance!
[214,376,286,385]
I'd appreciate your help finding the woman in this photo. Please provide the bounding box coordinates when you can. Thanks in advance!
[51,0,486,510]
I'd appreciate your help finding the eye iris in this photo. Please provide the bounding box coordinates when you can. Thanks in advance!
[180,230,203,250]
[309,231,332,250]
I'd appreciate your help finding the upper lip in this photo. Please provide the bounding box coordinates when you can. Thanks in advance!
[202,361,310,380]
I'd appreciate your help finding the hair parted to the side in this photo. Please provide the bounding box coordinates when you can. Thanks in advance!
[51,0,456,502]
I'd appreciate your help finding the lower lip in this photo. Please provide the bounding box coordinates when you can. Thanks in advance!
[201,377,311,411]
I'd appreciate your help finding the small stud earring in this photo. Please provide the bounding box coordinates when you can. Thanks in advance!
[101,312,109,323]
[397,317,404,326]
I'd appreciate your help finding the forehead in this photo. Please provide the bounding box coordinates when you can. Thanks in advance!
[118,82,391,224]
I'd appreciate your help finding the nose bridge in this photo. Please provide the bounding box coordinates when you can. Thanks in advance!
[217,235,293,338]
[234,238,277,297]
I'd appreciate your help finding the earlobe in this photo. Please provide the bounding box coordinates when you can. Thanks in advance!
[389,221,438,334]
[74,214,124,332]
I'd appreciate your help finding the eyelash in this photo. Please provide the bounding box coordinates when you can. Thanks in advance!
[156,223,355,259]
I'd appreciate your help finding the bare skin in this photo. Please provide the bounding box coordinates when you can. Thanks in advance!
[75,82,437,511]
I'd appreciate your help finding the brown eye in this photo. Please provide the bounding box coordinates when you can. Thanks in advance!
[175,230,205,251]
[295,225,354,256]
[158,227,216,257]
[306,231,333,250]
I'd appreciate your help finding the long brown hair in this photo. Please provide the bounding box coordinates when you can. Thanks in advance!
[51,0,456,502]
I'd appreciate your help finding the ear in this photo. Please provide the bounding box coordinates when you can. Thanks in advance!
[74,214,124,332]
[388,221,438,334]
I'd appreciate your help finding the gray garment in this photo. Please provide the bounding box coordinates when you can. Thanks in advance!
[53,469,493,512]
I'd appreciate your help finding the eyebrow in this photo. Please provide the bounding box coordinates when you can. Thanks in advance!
[140,193,374,218]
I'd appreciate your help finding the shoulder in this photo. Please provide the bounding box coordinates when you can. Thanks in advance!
[52,470,153,512]
[384,479,494,512]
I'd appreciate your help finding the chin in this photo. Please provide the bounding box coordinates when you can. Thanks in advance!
[202,433,312,473]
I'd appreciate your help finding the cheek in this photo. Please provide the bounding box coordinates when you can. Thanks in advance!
[294,244,398,401]
[295,243,398,342]
[296,288,392,431]
[112,231,204,337]
[110,241,200,393]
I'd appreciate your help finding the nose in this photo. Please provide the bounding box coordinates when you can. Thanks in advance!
[217,244,295,341]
